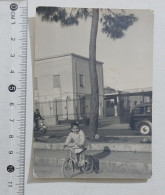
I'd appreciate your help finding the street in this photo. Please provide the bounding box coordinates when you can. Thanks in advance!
[34,118,150,145]
[33,149,152,179]
[33,165,151,179]
[33,117,152,179]
[35,117,142,141]
[44,124,138,137]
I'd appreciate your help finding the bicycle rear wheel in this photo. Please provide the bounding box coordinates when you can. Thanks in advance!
[80,155,94,174]
[62,158,74,178]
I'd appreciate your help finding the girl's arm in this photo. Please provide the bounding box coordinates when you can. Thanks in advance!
[78,130,85,146]
[65,133,72,146]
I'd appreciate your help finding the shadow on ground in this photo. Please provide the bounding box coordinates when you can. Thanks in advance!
[92,146,111,174]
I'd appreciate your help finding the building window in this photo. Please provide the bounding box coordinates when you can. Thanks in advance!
[53,75,61,88]
[80,74,84,87]
[34,78,38,90]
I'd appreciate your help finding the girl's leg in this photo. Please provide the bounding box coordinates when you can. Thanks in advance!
[79,152,85,166]
[77,153,80,163]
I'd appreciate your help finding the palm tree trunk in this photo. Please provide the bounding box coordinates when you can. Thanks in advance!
[89,9,99,139]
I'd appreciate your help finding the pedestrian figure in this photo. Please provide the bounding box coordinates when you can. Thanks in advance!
[34,109,43,130]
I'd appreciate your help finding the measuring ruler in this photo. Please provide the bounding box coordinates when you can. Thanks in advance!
[0,1,27,195]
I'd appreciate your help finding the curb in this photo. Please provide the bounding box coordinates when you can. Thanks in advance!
[33,142,151,152]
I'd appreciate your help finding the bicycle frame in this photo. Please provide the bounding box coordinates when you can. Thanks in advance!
[66,145,87,166]
[62,145,94,177]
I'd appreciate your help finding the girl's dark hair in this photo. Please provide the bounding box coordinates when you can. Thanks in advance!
[71,122,79,129]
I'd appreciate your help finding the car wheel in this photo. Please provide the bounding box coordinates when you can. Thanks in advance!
[138,122,151,135]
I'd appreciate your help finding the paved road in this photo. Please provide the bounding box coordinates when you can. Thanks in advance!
[34,117,144,139]
[35,123,139,138]
[33,149,151,179]
[34,117,151,144]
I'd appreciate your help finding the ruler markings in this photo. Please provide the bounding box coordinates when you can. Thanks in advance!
[18,123,25,126]
[18,82,26,84]
[16,184,24,186]
[16,152,25,155]
[18,133,26,135]
[18,169,24,172]
[19,107,26,109]
[19,78,26,81]
[18,145,25,148]
[17,141,26,144]
[17,153,23,156]
[19,55,26,57]
[18,171,24,174]
[0,2,28,194]
[18,130,25,133]
[19,138,25,141]
[19,140,25,143]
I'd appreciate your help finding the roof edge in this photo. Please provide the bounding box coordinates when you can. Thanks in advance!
[35,53,104,65]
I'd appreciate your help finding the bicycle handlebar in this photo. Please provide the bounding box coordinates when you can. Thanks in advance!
[64,145,79,149]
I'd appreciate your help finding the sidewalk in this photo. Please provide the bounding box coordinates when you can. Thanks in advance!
[47,123,131,132]
[33,135,151,152]
[33,149,152,178]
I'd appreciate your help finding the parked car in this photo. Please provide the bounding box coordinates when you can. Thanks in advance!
[129,103,152,135]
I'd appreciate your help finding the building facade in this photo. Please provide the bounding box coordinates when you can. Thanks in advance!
[34,53,104,125]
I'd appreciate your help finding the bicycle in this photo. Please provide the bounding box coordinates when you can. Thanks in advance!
[62,145,94,178]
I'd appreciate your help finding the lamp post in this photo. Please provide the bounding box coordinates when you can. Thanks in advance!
[66,96,70,121]
[55,99,58,125]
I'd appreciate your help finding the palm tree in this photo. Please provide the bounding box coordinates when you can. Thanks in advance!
[36,7,137,139]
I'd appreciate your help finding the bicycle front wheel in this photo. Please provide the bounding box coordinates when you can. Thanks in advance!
[62,158,74,178]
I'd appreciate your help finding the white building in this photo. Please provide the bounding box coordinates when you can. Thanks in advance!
[34,53,104,125]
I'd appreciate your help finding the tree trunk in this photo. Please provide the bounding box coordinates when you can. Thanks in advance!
[89,9,99,139]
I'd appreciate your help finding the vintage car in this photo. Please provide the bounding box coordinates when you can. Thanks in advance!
[129,103,152,135]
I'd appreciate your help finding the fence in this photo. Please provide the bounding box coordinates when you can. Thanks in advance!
[34,97,92,126]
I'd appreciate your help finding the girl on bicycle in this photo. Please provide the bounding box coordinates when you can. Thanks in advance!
[63,122,86,166]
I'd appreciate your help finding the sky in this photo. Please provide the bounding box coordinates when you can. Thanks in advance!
[35,9,153,91]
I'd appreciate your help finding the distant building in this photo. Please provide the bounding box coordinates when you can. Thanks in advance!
[104,87,117,94]
[34,53,104,125]
[104,87,152,121]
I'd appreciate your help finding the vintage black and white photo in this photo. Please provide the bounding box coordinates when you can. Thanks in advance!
[33,7,153,179]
